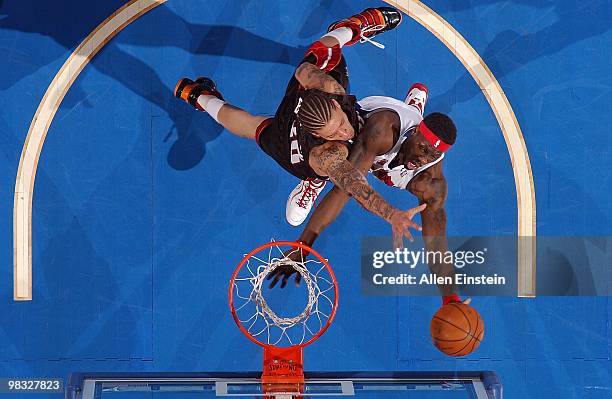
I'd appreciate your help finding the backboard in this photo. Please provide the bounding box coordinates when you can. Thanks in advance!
[66,371,502,399]
[66,244,501,399]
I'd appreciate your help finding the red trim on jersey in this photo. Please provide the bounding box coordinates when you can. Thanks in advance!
[418,120,452,152]
[255,118,274,145]
[305,41,342,72]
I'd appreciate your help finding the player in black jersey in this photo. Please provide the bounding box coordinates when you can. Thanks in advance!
[174,7,426,245]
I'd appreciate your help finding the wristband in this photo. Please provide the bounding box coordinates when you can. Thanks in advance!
[442,294,461,305]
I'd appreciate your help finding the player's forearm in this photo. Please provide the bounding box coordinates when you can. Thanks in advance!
[327,159,397,221]
[300,134,379,247]
[295,62,345,94]
[422,207,457,296]
[298,187,350,247]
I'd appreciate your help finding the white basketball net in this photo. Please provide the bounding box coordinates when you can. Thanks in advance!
[232,243,336,347]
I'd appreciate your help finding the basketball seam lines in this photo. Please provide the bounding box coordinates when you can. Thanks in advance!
[450,302,472,332]
[432,316,482,342]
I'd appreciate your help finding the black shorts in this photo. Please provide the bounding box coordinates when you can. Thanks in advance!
[256,54,350,180]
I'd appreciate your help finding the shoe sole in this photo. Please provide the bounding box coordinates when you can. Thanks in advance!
[174,78,193,99]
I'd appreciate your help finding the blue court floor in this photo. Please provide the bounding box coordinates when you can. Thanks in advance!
[0,1,610,398]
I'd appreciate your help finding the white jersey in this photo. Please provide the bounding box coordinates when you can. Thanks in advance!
[357,96,444,189]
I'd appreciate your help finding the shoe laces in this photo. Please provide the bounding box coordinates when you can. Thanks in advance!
[359,24,386,49]
[296,181,323,209]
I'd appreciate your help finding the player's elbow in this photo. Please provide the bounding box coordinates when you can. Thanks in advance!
[423,178,448,211]
[309,142,348,177]
[295,62,314,87]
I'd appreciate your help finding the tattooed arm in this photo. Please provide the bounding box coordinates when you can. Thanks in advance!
[309,142,394,218]
[299,111,399,246]
[309,140,426,248]
[295,62,346,95]
[267,113,424,289]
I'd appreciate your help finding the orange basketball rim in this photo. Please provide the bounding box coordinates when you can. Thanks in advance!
[228,241,339,390]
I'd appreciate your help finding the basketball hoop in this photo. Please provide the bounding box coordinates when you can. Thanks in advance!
[228,240,338,393]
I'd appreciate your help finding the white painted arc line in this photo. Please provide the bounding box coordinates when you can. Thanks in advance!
[386,0,537,296]
[13,0,167,301]
[13,0,536,300]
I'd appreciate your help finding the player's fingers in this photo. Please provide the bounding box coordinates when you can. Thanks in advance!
[295,273,302,286]
[407,203,427,218]
[399,218,420,232]
[408,220,422,231]
[412,203,427,215]
[281,274,290,289]
[404,229,414,243]
[393,229,404,249]
[406,204,427,219]
[268,274,280,289]
[463,297,472,305]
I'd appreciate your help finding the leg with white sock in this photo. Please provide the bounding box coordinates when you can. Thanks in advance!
[192,91,266,140]
[214,103,267,140]
[174,76,266,140]
[319,26,354,48]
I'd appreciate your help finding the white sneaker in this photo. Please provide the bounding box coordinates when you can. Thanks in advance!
[285,179,327,226]
[404,82,428,116]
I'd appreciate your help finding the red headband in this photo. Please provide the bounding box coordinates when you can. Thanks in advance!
[418,120,452,152]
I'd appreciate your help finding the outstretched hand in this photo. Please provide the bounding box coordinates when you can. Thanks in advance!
[266,250,305,289]
[389,203,427,248]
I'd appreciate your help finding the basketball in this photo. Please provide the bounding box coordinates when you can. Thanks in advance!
[430,302,484,356]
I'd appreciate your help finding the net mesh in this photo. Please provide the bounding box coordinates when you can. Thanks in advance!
[231,242,336,347]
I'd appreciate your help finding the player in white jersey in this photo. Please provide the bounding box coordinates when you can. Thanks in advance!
[274,84,464,304]
[360,92,445,189]
[286,83,450,226]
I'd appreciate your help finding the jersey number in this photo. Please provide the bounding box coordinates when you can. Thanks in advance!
[289,123,304,164]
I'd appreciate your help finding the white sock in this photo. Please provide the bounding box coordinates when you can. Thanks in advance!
[322,27,353,47]
[196,95,225,123]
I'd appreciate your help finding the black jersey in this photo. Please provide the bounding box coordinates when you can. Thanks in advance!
[256,54,360,180]
[258,87,360,180]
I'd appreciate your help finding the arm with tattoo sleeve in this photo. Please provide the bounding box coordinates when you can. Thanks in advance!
[309,117,426,248]
[270,140,391,288]
[310,142,397,220]
[299,113,395,246]
[268,114,427,289]
[294,62,346,94]
[298,187,349,247]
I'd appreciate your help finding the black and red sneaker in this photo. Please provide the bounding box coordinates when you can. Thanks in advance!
[174,77,224,111]
[327,7,402,47]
